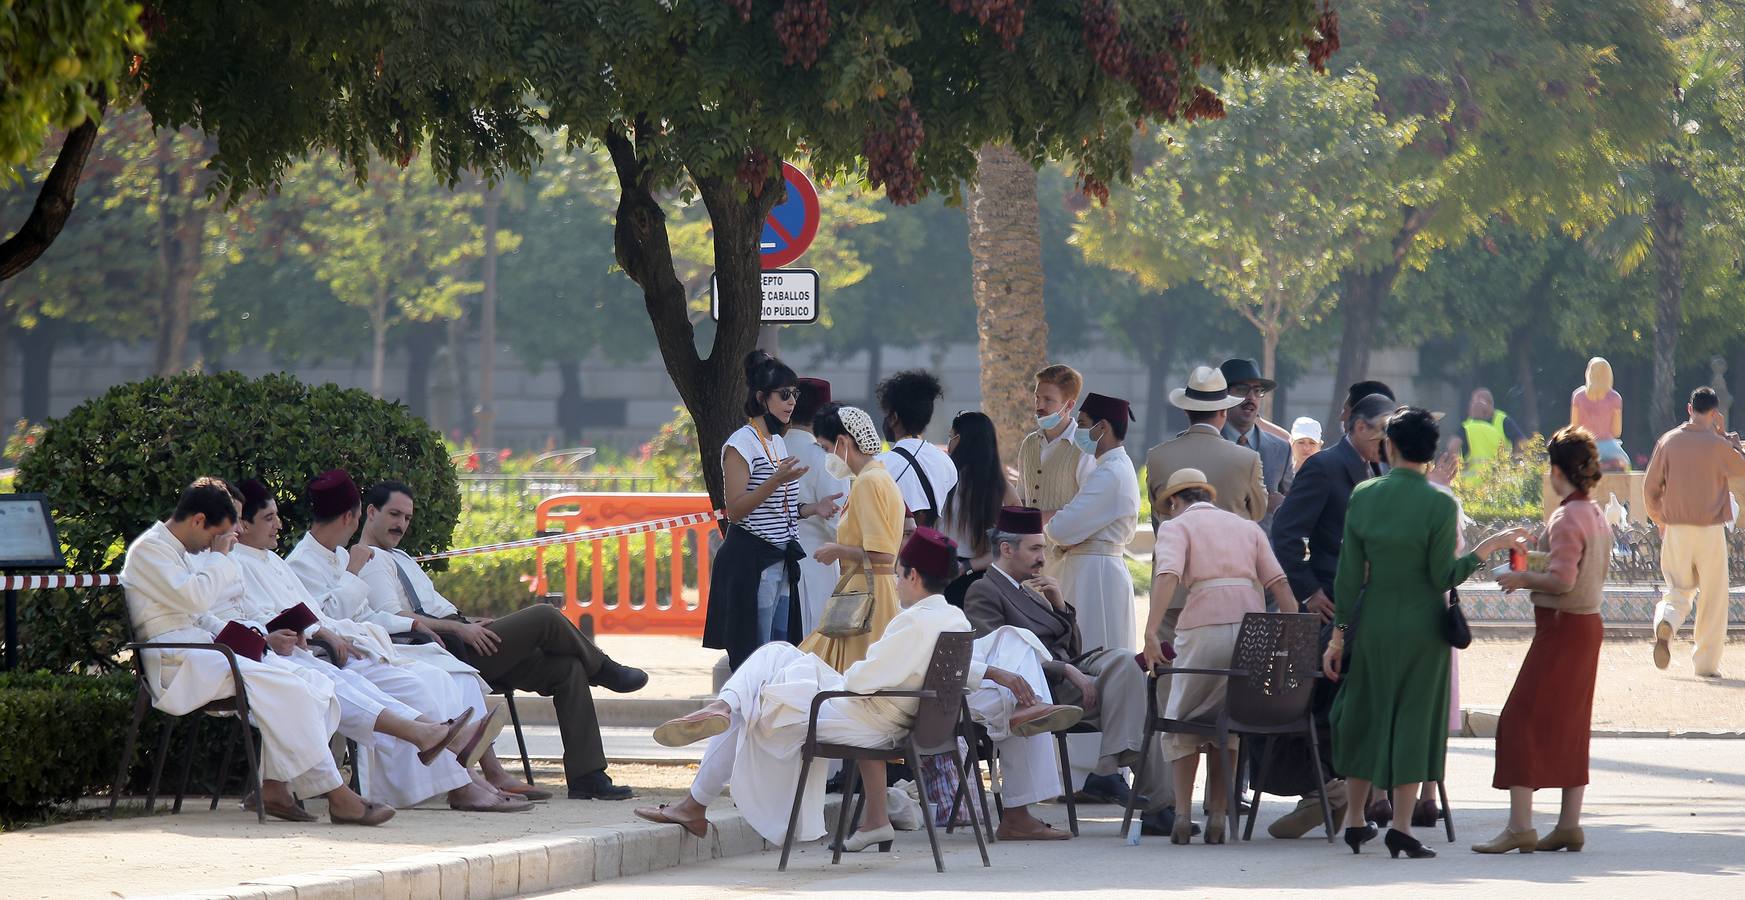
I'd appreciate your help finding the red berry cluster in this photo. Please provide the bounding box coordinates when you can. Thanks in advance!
[725,0,753,24]
[943,0,1029,51]
[773,0,831,69]
[1077,3,1199,121]
[1304,3,1341,74]
[863,98,926,204]
[1075,170,1111,207]
[1081,0,1126,77]
[736,149,772,196]
[1183,86,1226,122]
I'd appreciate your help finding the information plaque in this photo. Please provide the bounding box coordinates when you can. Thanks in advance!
[0,493,65,569]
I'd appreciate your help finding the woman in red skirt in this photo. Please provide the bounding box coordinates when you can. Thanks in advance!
[1474,426,1607,854]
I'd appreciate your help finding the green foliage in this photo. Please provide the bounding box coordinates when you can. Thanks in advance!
[11,372,458,672]
[1455,436,1550,524]
[0,0,143,167]
[0,671,137,823]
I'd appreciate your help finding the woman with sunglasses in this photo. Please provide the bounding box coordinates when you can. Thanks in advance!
[940,410,1019,606]
[702,351,843,669]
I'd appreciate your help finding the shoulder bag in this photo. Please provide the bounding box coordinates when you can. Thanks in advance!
[1445,585,1473,649]
[818,548,877,639]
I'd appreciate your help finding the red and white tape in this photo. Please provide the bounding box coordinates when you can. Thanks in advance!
[0,573,120,590]
[412,509,726,562]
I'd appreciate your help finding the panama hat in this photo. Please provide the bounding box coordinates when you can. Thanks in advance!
[1170,366,1246,412]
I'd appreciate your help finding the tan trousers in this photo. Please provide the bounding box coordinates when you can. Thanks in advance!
[1052,648,1173,811]
[1654,524,1730,675]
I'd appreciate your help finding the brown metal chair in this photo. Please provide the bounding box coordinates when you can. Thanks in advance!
[107,640,266,823]
[777,631,990,873]
[1121,612,1335,843]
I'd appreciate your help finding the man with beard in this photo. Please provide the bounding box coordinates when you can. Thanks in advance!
[353,480,650,801]
[1220,358,1294,535]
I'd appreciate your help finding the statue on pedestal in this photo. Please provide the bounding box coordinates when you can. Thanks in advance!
[1572,356,1629,472]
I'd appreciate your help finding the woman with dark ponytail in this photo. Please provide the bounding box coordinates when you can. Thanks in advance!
[702,352,843,668]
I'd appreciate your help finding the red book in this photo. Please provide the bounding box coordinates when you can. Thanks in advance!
[216,621,267,662]
[267,602,319,634]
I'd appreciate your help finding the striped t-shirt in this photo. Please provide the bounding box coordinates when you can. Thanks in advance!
[723,423,799,545]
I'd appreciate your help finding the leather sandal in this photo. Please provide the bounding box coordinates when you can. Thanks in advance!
[995,821,1073,841]
[652,709,730,748]
[421,708,476,766]
[634,803,709,837]
[450,794,534,813]
[330,800,396,826]
[496,782,554,802]
[243,790,319,823]
[454,703,509,769]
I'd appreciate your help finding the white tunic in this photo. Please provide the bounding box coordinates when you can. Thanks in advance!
[120,523,342,791]
[691,594,986,843]
[789,435,848,637]
[1043,446,1141,653]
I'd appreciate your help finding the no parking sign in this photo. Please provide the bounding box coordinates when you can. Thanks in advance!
[760,163,820,268]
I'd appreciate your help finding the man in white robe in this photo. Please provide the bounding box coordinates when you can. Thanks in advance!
[632,528,1080,850]
[119,477,393,825]
[231,479,525,811]
[790,377,849,637]
[284,469,538,802]
[350,478,647,801]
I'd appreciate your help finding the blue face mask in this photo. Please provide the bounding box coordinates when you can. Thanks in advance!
[1036,411,1063,431]
[1073,425,1100,455]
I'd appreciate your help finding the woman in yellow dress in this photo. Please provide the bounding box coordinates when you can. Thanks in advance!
[800,404,906,671]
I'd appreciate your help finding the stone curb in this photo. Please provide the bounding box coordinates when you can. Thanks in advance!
[131,804,813,900]
[1457,707,1745,740]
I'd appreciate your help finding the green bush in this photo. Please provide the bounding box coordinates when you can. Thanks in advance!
[0,671,137,823]
[13,372,459,673]
[1454,435,1548,523]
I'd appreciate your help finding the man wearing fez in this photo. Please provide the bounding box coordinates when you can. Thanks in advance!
[638,528,1042,851]
[1220,358,1295,533]
[120,477,393,825]
[966,505,1187,836]
[350,480,650,801]
[287,469,543,803]
[789,377,849,637]
[231,479,528,812]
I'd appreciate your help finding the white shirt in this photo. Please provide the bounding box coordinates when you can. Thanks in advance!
[838,594,986,733]
[1044,446,1141,549]
[234,542,404,662]
[120,521,246,642]
[877,437,958,518]
[789,432,848,554]
[358,546,459,619]
[286,532,412,634]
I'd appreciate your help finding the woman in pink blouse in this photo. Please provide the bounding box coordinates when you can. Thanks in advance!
[1571,357,1628,471]
[1473,427,1608,854]
[1142,468,1299,845]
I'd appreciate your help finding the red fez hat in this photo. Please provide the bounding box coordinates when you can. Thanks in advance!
[899,527,959,581]
[307,469,361,519]
[238,478,273,511]
[996,505,1044,535]
[1080,392,1134,423]
[797,377,831,408]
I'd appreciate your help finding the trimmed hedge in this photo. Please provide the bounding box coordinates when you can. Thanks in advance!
[0,671,139,823]
[13,372,459,673]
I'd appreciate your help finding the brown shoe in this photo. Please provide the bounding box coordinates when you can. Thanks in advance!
[454,703,509,769]
[242,790,319,823]
[331,800,396,826]
[1009,704,1084,737]
[497,782,554,802]
[1536,826,1585,852]
[634,803,708,837]
[652,707,730,748]
[421,707,476,766]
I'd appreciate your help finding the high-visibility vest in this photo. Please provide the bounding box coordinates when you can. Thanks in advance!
[1463,410,1511,465]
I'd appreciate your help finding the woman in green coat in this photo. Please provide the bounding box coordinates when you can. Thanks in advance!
[1321,407,1524,859]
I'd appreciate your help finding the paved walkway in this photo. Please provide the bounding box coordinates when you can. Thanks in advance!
[537,738,1745,898]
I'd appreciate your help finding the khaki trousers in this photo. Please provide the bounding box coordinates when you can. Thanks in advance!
[1051,648,1173,811]
[1654,524,1730,676]
[454,604,609,784]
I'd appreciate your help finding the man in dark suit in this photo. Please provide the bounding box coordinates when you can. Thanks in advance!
[1259,391,1393,838]
[964,506,1188,836]
[1220,358,1295,534]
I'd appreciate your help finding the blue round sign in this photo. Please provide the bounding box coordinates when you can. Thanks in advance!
[760,163,820,268]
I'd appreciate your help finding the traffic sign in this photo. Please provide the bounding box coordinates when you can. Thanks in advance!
[711,269,820,324]
[760,163,820,268]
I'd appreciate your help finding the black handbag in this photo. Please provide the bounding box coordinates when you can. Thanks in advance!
[1338,587,1363,672]
[1445,585,1473,649]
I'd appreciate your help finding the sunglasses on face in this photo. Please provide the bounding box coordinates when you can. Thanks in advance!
[1230,385,1269,399]
[770,388,798,401]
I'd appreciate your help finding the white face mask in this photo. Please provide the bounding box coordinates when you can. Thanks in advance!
[1073,424,1100,455]
[1036,411,1063,431]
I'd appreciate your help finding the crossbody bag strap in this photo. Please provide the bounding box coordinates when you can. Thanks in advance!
[889,445,938,518]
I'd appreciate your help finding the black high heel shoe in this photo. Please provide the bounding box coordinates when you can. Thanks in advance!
[1385,828,1436,859]
[1344,824,1379,854]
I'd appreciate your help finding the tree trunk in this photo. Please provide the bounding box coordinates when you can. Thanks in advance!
[966,144,1048,467]
[1330,265,1397,424]
[1143,333,1176,452]
[604,127,779,509]
[1650,180,1684,437]
[447,317,474,436]
[1260,326,1279,421]
[557,359,585,445]
[758,324,780,355]
[0,100,103,282]
[369,292,389,398]
[152,133,214,377]
[401,321,443,420]
[1508,327,1541,437]
[20,321,58,423]
[476,181,501,449]
[864,338,883,404]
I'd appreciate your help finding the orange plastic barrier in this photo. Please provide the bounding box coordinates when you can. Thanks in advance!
[532,492,719,636]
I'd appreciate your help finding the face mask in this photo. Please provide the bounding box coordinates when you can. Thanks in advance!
[1036,411,1063,431]
[1073,425,1100,455]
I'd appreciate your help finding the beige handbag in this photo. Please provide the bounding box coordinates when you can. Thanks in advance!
[817,549,877,639]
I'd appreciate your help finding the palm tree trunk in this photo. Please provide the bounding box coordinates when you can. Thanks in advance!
[966,144,1048,466]
[1651,181,1684,437]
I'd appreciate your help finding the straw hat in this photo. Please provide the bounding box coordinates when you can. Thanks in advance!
[1170,366,1245,412]
[1157,467,1217,504]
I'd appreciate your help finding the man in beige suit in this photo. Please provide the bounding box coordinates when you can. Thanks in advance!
[1145,366,1268,529]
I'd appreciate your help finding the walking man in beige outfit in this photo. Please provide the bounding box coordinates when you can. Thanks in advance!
[1645,387,1745,677]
